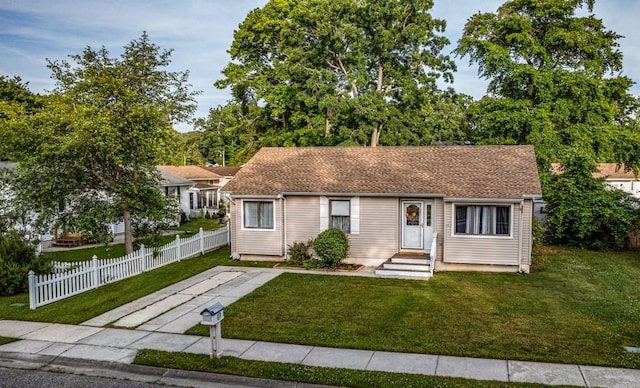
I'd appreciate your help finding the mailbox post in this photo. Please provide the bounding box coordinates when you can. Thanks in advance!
[200,302,224,359]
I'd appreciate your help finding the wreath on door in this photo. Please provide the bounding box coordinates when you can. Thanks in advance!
[406,204,419,224]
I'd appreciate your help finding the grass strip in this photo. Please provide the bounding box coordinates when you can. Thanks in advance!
[134,349,554,388]
[0,337,18,346]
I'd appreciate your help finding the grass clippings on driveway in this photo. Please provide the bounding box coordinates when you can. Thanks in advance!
[188,246,640,369]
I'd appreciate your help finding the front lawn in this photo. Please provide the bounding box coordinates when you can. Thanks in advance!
[187,246,640,369]
[0,246,273,324]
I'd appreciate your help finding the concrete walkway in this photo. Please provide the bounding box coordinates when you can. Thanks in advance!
[1,266,639,387]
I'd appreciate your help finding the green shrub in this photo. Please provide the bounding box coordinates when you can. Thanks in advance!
[544,156,640,250]
[311,227,349,268]
[287,240,312,265]
[0,231,51,295]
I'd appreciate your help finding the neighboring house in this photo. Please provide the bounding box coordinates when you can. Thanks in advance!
[202,166,241,188]
[158,168,195,223]
[550,163,640,198]
[590,163,639,198]
[157,165,222,217]
[223,145,542,276]
[203,166,242,207]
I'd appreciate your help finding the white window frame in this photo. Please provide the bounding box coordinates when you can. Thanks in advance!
[242,200,276,230]
[452,204,513,238]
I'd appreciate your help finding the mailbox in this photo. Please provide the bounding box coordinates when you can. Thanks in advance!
[200,302,225,359]
[200,302,224,326]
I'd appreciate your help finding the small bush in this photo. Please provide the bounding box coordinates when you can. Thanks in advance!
[287,240,312,265]
[0,231,51,295]
[302,259,324,269]
[312,227,349,268]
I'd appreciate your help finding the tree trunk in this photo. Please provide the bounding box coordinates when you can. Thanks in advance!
[325,107,333,136]
[123,205,134,254]
[370,124,382,147]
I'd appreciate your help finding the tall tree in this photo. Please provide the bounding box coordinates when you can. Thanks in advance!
[456,0,639,169]
[216,0,458,148]
[3,33,199,253]
[0,75,39,160]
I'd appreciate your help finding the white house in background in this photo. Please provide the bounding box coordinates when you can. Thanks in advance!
[551,163,640,198]
[203,166,242,206]
[157,165,222,217]
[593,163,640,198]
[158,168,195,223]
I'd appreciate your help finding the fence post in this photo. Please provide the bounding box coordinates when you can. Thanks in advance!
[200,227,205,255]
[227,224,230,246]
[92,255,99,288]
[28,270,36,310]
[176,234,181,262]
[140,244,147,272]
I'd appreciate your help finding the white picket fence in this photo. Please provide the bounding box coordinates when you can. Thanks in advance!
[28,226,229,309]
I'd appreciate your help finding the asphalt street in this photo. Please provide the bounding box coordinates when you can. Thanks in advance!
[0,367,169,388]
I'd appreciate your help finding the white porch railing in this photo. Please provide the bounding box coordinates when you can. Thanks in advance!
[429,233,438,276]
[28,226,229,310]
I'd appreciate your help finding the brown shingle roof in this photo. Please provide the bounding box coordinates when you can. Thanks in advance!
[550,163,639,179]
[157,165,222,180]
[225,146,542,198]
[203,166,242,177]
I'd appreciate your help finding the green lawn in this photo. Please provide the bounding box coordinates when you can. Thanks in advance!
[134,350,549,388]
[187,246,640,369]
[0,337,17,346]
[0,246,273,324]
[170,218,222,233]
[46,219,223,262]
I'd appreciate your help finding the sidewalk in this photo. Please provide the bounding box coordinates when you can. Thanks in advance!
[1,266,638,387]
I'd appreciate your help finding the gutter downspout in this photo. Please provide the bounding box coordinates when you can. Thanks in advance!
[280,195,286,259]
[518,200,524,273]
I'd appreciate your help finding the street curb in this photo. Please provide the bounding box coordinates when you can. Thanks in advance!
[0,351,337,387]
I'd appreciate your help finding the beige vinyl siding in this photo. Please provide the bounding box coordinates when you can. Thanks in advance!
[349,197,398,260]
[285,196,321,247]
[286,196,398,260]
[435,198,444,262]
[521,199,533,267]
[230,200,238,253]
[234,199,283,256]
[443,202,520,265]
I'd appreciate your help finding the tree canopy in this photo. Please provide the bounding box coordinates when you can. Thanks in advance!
[456,0,640,170]
[3,33,199,253]
[215,0,464,151]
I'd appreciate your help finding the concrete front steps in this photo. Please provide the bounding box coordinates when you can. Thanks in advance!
[375,253,432,279]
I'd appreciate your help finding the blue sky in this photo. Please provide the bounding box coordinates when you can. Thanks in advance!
[1,1,638,132]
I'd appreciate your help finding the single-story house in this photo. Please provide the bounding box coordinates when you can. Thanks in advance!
[203,165,242,208]
[223,145,542,276]
[551,163,640,198]
[157,165,222,217]
[158,168,195,223]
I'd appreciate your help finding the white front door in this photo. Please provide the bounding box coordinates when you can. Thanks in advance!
[402,201,424,249]
[401,200,434,250]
